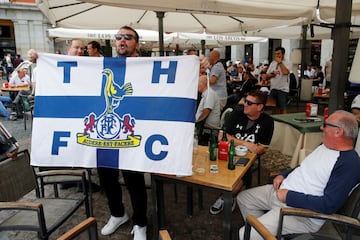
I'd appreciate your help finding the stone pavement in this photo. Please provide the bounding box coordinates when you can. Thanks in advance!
[0,101,300,240]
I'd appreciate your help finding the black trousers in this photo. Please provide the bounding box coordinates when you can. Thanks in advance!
[97,167,147,227]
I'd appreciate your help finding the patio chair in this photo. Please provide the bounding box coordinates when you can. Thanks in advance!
[57,217,98,240]
[243,183,360,240]
[0,149,91,240]
[288,73,300,106]
[19,94,33,131]
[244,215,276,240]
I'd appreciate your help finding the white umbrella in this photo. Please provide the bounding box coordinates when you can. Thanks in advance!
[46,27,269,51]
[37,0,360,38]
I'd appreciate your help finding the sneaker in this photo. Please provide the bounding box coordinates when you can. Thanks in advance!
[9,113,17,121]
[101,214,129,235]
[210,197,236,214]
[210,197,224,214]
[131,225,147,240]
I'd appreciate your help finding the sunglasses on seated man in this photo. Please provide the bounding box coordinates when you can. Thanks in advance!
[244,99,260,106]
[322,122,341,129]
[115,34,135,40]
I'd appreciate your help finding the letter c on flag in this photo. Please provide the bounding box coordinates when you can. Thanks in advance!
[145,134,168,161]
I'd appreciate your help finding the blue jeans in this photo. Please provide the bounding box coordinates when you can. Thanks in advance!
[269,89,288,110]
[0,96,12,118]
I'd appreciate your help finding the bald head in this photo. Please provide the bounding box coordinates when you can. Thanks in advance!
[27,49,38,63]
[209,50,220,65]
[333,110,358,140]
[322,110,359,151]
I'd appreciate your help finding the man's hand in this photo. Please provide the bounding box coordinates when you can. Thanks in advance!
[273,175,284,190]
[7,149,18,160]
[276,189,288,203]
[275,55,282,63]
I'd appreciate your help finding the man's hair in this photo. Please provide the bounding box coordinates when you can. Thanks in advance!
[68,39,81,47]
[187,49,198,55]
[247,90,267,105]
[119,26,139,43]
[88,41,101,51]
[275,46,285,54]
[334,110,359,140]
[27,49,38,59]
[210,50,220,59]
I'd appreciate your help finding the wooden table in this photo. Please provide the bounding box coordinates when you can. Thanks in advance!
[152,146,256,240]
[270,112,323,167]
[0,86,30,92]
[255,81,271,88]
[313,92,330,99]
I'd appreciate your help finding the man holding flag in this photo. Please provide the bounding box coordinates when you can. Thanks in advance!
[97,26,148,240]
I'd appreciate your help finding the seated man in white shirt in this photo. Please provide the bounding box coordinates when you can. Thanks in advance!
[237,110,360,240]
[9,68,30,88]
[196,75,221,145]
[8,67,30,117]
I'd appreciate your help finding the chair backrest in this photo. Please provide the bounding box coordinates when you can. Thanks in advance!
[0,149,38,202]
[335,183,360,236]
[20,95,32,112]
[220,107,233,128]
[57,217,99,240]
[289,73,298,89]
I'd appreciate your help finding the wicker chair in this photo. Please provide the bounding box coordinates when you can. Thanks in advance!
[0,149,91,240]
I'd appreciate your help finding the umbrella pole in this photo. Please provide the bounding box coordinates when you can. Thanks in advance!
[328,0,352,113]
[156,11,165,56]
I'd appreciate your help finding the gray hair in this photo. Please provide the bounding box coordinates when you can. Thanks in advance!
[334,110,359,140]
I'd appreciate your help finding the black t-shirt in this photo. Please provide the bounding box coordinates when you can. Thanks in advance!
[223,109,274,146]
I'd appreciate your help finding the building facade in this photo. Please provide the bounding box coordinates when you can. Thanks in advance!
[0,0,52,59]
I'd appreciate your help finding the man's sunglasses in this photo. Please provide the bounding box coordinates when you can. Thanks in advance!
[322,122,341,129]
[244,99,259,106]
[115,34,135,40]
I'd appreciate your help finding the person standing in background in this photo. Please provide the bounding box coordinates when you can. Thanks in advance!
[87,41,103,57]
[266,46,292,114]
[3,53,13,82]
[324,58,332,88]
[13,54,23,68]
[209,50,227,110]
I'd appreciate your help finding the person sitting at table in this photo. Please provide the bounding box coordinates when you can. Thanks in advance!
[9,67,30,88]
[196,75,221,145]
[12,49,38,117]
[237,110,360,240]
[304,64,315,79]
[225,67,258,111]
[8,66,31,117]
[0,94,16,121]
[312,65,324,87]
[209,90,274,215]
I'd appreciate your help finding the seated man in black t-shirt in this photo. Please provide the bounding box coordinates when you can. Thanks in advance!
[210,90,274,215]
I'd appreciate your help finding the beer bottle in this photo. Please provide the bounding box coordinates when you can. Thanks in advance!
[218,128,229,161]
[209,130,218,161]
[228,139,236,170]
